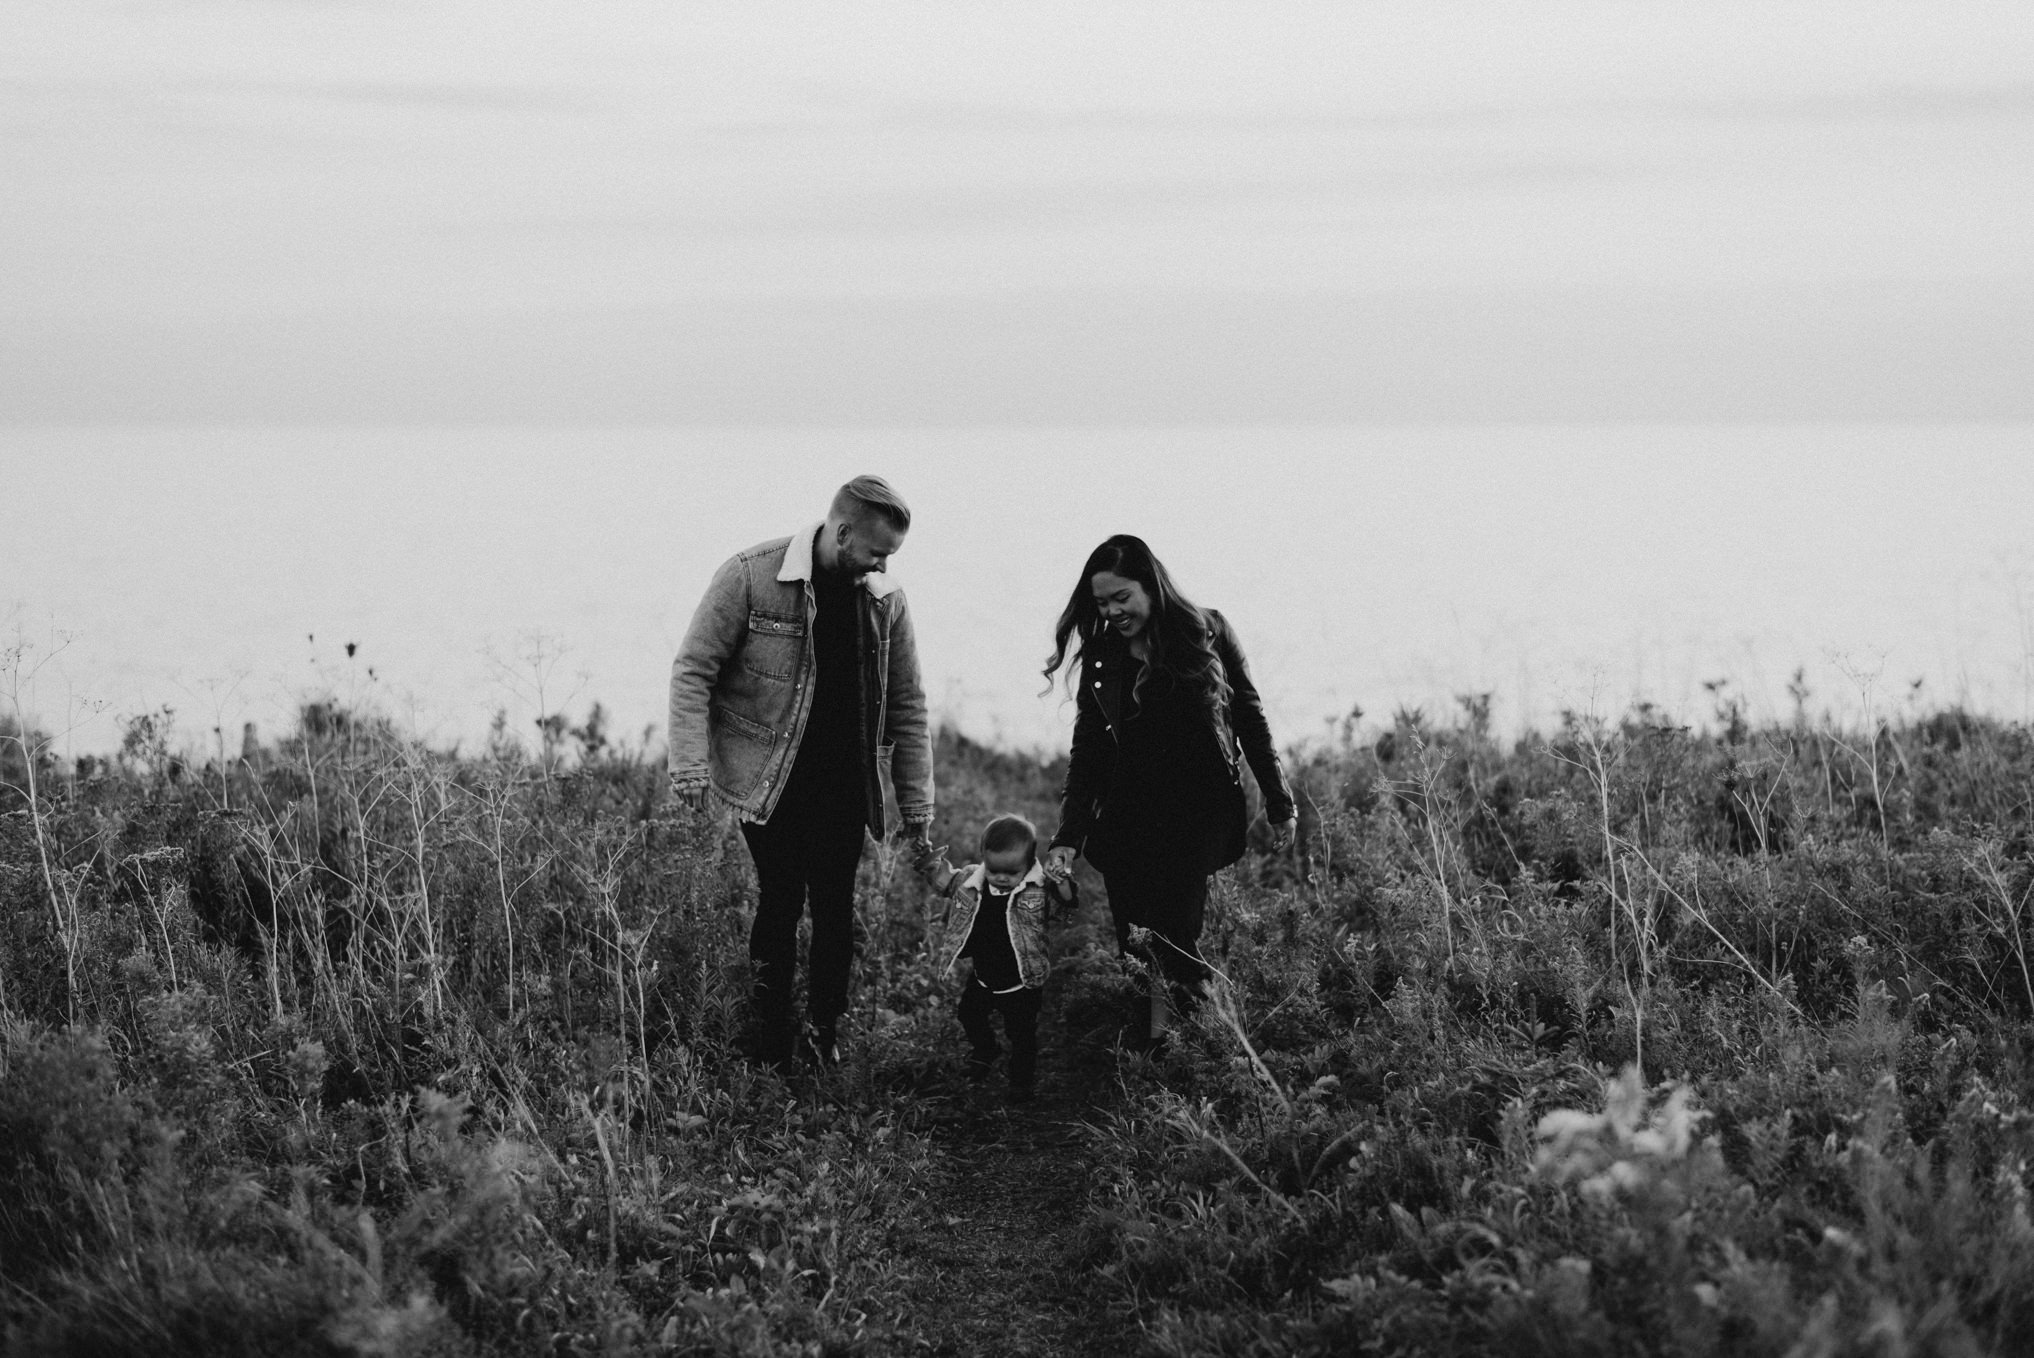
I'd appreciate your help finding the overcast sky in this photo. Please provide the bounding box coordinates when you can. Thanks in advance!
[4,2,2031,756]
[6,0,2031,422]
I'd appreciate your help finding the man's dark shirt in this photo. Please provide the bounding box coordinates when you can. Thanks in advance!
[778,544,862,816]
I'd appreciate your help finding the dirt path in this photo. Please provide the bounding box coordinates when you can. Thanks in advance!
[875,975,1142,1357]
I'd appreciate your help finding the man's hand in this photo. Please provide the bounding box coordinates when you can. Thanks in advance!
[898,818,934,852]
[1267,817,1298,852]
[668,772,711,813]
[1043,845,1076,882]
[901,820,952,891]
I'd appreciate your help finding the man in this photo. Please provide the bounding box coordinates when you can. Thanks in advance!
[669,476,935,1069]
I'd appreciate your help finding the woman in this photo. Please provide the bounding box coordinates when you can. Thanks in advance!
[1042,535,1297,1048]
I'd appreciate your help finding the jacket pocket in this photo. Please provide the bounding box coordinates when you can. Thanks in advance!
[708,709,777,794]
[718,709,775,744]
[740,609,805,680]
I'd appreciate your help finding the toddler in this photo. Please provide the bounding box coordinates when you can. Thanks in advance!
[920,814,1077,1102]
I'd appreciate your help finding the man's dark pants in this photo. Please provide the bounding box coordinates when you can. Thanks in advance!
[739,797,866,1062]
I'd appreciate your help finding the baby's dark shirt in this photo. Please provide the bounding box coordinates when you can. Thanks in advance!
[960,885,1022,990]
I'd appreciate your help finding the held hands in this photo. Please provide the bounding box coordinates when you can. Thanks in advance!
[1042,845,1076,883]
[898,818,935,861]
[902,821,953,891]
[912,841,956,893]
[918,852,956,893]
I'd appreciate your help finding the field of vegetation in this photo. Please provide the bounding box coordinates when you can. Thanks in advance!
[4,672,2034,1356]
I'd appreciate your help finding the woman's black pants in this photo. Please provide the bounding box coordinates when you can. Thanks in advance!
[1103,866,1212,1005]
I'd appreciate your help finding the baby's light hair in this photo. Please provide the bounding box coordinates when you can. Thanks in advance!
[979,813,1038,861]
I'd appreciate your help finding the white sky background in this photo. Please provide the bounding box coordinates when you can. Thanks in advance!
[3,2,2033,757]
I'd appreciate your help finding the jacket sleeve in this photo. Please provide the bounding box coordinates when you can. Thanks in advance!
[882,588,936,825]
[1051,674,1111,852]
[1213,612,1296,825]
[668,553,748,786]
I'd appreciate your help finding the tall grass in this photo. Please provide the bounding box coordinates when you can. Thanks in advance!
[5,686,2034,1355]
[1079,698,2034,1356]
[0,698,956,1356]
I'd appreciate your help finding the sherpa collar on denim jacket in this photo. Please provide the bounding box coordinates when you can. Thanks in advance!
[953,860,1048,896]
[777,522,901,600]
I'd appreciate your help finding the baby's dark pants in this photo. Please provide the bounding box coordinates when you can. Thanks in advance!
[958,976,1044,1088]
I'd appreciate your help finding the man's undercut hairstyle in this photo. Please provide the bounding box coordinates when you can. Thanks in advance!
[832,475,912,534]
[980,813,1038,860]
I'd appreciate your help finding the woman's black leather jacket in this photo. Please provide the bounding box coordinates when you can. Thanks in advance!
[1052,608,1295,857]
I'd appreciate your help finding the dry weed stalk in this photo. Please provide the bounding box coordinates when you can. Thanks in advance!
[1964,840,2034,1017]
[1556,714,1658,1080]
[390,742,451,1020]
[1204,977,1292,1116]
[582,818,661,1125]
[3,635,85,1022]
[1388,734,1461,963]
[1165,1102,1304,1223]
[457,768,556,1025]
[1830,657,1895,860]
[1619,840,1804,1019]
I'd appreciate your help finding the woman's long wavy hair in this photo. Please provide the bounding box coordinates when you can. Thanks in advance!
[1043,535,1230,710]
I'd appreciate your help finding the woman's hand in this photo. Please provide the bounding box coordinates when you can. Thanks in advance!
[1268,817,1297,852]
[1043,845,1077,881]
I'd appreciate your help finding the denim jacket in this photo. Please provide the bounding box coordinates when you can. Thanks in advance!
[937,862,1075,989]
[668,525,934,835]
